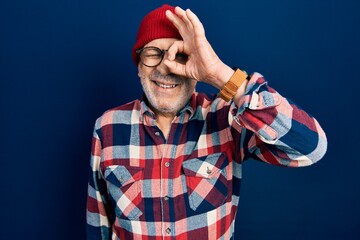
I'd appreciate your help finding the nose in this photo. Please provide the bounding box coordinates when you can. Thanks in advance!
[156,52,171,76]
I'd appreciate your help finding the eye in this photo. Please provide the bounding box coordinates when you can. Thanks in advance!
[175,53,188,63]
[141,48,163,58]
[144,53,162,59]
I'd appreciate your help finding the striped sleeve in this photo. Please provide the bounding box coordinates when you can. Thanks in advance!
[86,120,113,239]
[232,73,327,167]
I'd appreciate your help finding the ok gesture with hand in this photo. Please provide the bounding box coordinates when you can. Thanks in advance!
[164,7,234,90]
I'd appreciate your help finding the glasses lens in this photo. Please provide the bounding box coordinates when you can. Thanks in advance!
[139,47,163,67]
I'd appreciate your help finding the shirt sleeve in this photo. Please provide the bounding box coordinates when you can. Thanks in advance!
[86,121,113,239]
[230,72,327,167]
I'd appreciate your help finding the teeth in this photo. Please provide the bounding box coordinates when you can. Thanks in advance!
[155,82,176,89]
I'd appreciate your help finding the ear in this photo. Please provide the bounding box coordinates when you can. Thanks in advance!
[138,64,147,80]
[137,65,142,78]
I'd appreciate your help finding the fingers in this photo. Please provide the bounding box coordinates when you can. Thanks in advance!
[163,7,208,80]
[164,41,187,77]
[163,58,186,77]
[184,8,205,36]
[166,6,204,40]
[167,40,184,61]
[165,9,186,36]
[174,7,193,31]
[176,7,205,37]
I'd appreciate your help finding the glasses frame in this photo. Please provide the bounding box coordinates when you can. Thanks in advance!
[136,46,168,67]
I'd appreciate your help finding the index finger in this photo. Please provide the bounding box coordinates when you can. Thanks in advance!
[184,8,205,37]
[165,8,193,40]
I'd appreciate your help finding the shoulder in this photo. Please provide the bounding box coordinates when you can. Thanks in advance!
[94,99,142,130]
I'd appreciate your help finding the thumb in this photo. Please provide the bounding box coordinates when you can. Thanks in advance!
[164,59,187,77]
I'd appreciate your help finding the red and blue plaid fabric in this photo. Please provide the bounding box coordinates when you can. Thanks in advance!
[87,73,327,239]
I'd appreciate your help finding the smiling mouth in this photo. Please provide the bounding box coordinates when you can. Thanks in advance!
[153,81,179,89]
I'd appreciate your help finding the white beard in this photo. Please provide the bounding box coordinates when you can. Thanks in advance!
[138,70,195,115]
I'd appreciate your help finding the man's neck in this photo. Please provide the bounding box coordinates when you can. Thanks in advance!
[155,112,176,139]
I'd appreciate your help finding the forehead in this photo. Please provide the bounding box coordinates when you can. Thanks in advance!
[144,38,179,49]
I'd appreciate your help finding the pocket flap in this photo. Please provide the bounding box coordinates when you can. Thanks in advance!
[104,165,143,188]
[182,153,228,178]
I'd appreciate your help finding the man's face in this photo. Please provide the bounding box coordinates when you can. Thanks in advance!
[138,38,196,115]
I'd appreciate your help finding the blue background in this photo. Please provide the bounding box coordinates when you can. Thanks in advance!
[1,0,359,239]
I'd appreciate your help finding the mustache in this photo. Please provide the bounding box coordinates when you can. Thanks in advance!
[150,70,184,84]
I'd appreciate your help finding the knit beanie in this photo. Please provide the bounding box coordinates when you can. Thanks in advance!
[132,4,182,65]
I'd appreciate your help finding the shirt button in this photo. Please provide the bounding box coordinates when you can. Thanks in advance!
[165,227,171,234]
[155,131,160,136]
[164,162,170,167]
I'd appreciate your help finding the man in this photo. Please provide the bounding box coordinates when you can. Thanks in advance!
[86,4,327,240]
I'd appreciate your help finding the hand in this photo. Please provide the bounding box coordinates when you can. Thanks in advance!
[164,7,233,89]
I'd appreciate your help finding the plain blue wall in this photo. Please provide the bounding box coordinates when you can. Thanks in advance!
[1,0,359,239]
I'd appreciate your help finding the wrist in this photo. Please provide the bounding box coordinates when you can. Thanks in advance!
[218,67,249,102]
[209,63,235,90]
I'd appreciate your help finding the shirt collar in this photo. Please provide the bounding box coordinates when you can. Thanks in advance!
[139,93,196,121]
[139,95,156,120]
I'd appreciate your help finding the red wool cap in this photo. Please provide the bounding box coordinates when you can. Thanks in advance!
[132,4,182,65]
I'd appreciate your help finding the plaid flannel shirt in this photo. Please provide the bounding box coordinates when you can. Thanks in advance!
[86,73,327,240]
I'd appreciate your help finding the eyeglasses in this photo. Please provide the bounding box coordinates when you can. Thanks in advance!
[136,46,188,67]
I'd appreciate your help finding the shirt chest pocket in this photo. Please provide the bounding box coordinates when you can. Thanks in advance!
[182,153,229,213]
[104,165,144,220]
